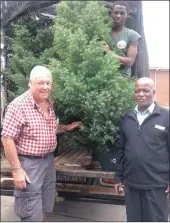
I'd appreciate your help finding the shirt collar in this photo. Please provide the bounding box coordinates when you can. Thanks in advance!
[134,102,155,115]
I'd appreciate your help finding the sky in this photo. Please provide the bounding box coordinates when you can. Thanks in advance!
[142,1,169,68]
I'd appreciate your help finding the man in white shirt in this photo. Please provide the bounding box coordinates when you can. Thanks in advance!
[134,101,155,126]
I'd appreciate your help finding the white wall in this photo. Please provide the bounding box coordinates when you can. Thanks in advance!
[142,1,169,68]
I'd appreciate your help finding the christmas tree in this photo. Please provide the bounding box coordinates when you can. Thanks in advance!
[49,1,135,153]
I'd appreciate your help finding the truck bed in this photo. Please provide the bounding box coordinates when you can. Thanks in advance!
[1,147,124,202]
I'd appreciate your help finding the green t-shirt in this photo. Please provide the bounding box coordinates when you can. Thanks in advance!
[111,27,141,76]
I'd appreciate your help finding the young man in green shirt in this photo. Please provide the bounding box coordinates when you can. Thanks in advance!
[104,1,141,76]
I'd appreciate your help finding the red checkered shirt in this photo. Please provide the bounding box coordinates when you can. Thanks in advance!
[1,90,57,156]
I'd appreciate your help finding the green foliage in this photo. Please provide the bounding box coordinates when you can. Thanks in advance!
[6,15,55,100]
[49,1,135,150]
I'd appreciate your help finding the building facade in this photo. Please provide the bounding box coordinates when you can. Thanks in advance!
[150,68,169,108]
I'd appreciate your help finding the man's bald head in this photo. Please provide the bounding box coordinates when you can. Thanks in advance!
[135,77,155,90]
[134,77,156,111]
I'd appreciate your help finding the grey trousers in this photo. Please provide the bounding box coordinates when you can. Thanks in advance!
[14,154,56,221]
[125,186,168,222]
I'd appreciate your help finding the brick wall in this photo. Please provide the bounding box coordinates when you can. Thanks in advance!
[150,69,169,107]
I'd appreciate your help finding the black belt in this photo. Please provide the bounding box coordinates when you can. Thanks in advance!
[18,153,53,159]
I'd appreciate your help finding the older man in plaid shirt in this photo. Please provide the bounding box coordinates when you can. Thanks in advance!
[1,65,82,221]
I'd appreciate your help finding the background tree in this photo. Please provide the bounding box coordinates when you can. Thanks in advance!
[4,12,55,101]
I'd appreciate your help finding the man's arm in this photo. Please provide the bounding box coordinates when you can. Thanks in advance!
[57,121,82,133]
[1,104,24,170]
[1,137,21,170]
[114,117,127,194]
[166,122,170,197]
[1,104,30,188]
[2,137,30,189]
[114,117,126,184]
[110,40,138,67]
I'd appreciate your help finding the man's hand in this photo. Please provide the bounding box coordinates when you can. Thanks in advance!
[12,167,31,189]
[103,43,119,58]
[165,185,170,198]
[103,43,111,52]
[66,121,82,131]
[114,182,124,194]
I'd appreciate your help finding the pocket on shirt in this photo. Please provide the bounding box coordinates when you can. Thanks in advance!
[152,126,167,143]
[23,121,43,138]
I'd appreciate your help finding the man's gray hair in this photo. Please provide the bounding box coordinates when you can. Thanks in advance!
[30,65,52,81]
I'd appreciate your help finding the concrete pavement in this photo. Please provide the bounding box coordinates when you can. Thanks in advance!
[1,196,126,221]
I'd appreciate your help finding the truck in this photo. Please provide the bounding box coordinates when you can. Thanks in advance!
[1,1,149,204]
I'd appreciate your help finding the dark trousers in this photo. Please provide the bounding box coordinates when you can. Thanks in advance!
[125,186,168,222]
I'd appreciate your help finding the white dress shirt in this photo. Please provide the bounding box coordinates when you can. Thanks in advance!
[134,102,155,126]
